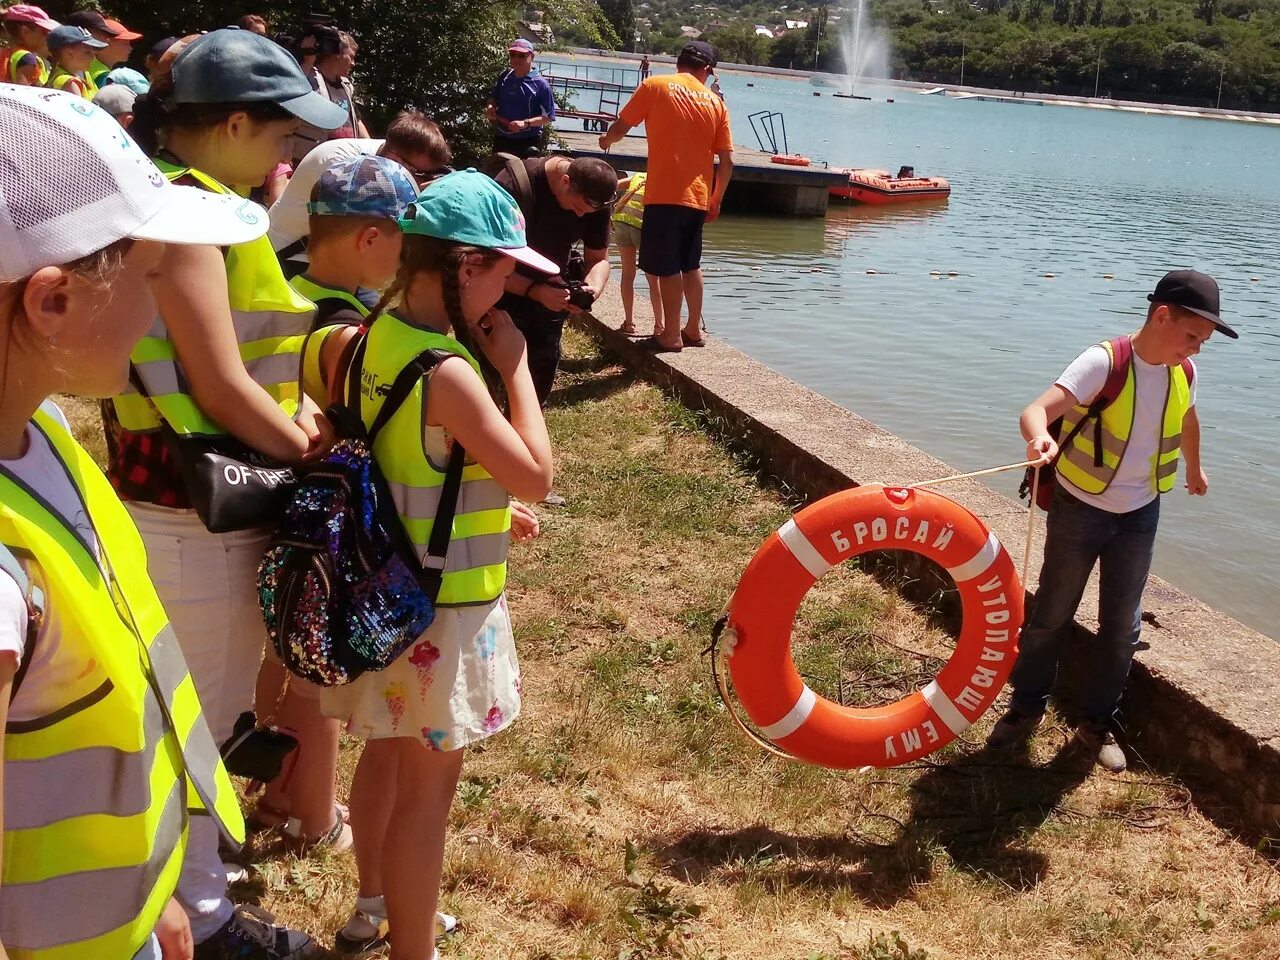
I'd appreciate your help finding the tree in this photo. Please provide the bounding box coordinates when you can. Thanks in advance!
[597,0,634,48]
[1090,0,1104,24]
[1053,0,1071,24]
[1196,0,1219,22]
[706,23,772,65]
[98,0,613,164]
[1025,0,1045,22]
[1072,0,1089,24]
[1008,0,1023,18]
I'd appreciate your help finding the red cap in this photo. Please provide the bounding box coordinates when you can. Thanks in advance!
[103,17,142,41]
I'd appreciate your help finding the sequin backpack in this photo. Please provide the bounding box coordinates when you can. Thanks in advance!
[258,334,465,686]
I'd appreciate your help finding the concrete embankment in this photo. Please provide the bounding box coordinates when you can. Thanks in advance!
[579,288,1280,838]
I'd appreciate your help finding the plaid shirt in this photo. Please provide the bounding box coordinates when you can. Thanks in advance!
[102,400,192,509]
[103,163,208,510]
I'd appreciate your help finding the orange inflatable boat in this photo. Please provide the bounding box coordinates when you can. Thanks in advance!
[721,485,1022,769]
[829,167,951,205]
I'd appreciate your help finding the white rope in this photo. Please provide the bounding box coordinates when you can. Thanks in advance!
[902,456,1043,585]
[906,458,1039,489]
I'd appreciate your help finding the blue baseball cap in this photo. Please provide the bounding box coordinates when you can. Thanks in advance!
[398,169,557,274]
[172,29,347,130]
[308,156,418,220]
[104,66,150,95]
[47,25,107,51]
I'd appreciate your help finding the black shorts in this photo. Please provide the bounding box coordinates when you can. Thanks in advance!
[639,204,707,277]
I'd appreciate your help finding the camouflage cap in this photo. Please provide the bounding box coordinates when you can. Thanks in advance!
[307,155,419,220]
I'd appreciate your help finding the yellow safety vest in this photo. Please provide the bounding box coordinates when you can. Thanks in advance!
[87,57,109,87]
[291,274,368,405]
[1056,339,1193,497]
[1,48,49,85]
[0,408,245,960]
[113,161,313,436]
[361,312,511,606]
[47,66,97,100]
[612,173,646,229]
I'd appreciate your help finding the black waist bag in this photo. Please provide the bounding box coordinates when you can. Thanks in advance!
[128,367,299,533]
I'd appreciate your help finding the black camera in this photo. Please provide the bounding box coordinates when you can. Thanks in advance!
[564,278,596,312]
[275,14,341,64]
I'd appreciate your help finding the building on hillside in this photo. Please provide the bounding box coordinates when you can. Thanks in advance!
[754,24,775,37]
[784,18,809,28]
[517,9,553,45]
[679,25,703,37]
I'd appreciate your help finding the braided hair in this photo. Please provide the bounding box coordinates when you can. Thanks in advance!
[367,235,503,363]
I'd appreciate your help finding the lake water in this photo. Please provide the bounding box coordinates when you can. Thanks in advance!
[545,57,1280,638]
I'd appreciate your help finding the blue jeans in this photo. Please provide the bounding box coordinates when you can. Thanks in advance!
[1009,485,1160,727]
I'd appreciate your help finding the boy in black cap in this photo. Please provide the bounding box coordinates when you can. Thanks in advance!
[988,270,1237,771]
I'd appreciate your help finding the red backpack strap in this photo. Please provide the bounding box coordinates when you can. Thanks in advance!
[1098,335,1132,408]
[1180,357,1195,390]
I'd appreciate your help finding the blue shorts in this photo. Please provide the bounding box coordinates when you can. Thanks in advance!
[638,204,707,277]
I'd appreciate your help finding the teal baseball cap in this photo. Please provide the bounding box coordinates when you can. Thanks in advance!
[399,169,558,274]
[172,29,347,130]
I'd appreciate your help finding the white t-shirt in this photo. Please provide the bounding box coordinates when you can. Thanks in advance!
[1055,345,1197,514]
[0,402,100,722]
[268,138,385,254]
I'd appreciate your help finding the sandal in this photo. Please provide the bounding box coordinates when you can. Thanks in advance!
[284,811,353,855]
[334,908,457,956]
[641,336,682,354]
[619,322,638,335]
[250,799,348,833]
[681,331,706,347]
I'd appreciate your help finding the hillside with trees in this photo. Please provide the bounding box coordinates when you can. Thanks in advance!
[616,0,1280,109]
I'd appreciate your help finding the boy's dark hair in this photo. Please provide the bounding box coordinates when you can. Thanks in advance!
[566,157,618,206]
[384,111,452,167]
[1145,302,1198,324]
[236,14,268,33]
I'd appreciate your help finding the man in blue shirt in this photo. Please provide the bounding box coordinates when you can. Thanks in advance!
[486,38,555,157]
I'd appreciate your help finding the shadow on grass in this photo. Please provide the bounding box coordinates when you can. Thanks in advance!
[548,348,636,408]
[549,370,635,408]
[653,737,1095,906]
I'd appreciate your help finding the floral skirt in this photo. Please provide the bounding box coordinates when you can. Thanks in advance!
[320,594,520,750]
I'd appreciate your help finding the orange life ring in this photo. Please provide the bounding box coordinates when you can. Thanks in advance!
[724,485,1023,769]
[770,153,812,166]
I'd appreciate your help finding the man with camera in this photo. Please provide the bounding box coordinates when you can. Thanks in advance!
[492,154,616,502]
[289,21,368,163]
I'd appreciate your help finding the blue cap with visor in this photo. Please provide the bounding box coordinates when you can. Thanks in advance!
[308,156,418,220]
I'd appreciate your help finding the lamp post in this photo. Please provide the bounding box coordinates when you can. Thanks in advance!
[1093,54,1101,98]
[960,39,966,86]
[1216,59,1226,109]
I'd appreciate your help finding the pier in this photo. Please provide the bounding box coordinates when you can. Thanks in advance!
[555,129,847,217]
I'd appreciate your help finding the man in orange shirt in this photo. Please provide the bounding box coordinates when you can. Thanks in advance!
[600,40,734,351]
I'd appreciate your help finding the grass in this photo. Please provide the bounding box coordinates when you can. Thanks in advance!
[63,329,1280,959]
